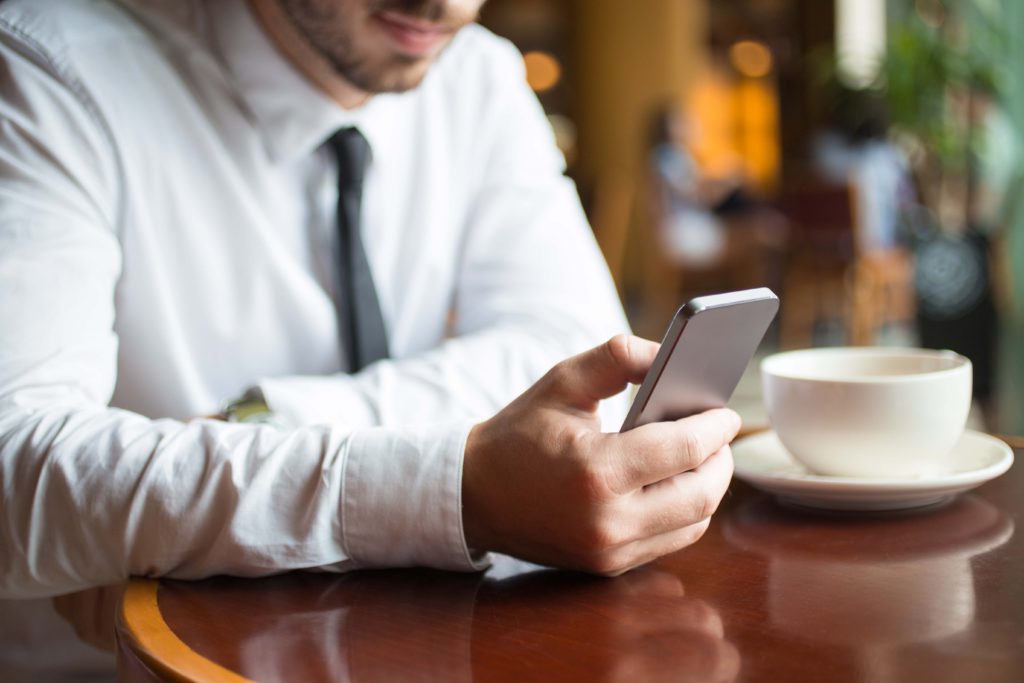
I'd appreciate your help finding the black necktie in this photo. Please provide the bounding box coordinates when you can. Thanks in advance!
[327,128,389,372]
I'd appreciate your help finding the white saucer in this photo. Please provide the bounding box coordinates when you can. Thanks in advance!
[732,429,1014,511]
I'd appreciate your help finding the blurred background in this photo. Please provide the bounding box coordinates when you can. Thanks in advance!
[480,0,1024,436]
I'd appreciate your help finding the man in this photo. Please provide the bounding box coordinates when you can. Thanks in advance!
[0,0,738,599]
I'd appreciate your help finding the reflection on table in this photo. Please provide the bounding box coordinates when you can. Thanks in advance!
[723,494,1015,681]
[119,559,739,683]
[5,446,1020,682]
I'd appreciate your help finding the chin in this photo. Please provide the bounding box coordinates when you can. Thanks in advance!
[345,56,436,94]
[380,66,433,92]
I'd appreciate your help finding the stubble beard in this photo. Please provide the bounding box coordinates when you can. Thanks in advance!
[276,0,463,94]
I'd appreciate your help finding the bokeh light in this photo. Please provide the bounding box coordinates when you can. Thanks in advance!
[729,40,773,79]
[523,51,562,92]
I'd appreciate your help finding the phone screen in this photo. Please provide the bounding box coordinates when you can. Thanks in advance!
[621,288,779,431]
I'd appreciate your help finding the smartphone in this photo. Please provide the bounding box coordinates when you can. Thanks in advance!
[620,287,779,431]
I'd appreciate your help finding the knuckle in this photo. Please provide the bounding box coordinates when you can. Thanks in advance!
[543,361,572,390]
[679,429,705,465]
[581,465,611,500]
[582,547,630,577]
[578,513,627,555]
[604,334,633,368]
[670,519,712,555]
[569,442,615,499]
[687,518,713,546]
[694,487,720,521]
[670,474,719,522]
[720,445,736,476]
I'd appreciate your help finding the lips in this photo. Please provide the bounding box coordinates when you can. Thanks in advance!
[373,10,451,57]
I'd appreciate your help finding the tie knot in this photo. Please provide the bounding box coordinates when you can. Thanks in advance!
[329,127,371,189]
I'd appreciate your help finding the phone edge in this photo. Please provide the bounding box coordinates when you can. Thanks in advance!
[619,288,779,433]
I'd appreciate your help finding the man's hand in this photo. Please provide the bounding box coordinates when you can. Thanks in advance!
[463,335,740,576]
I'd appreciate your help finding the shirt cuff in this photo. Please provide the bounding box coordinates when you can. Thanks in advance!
[340,420,490,572]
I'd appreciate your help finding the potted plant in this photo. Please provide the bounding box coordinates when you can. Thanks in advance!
[877,0,1018,417]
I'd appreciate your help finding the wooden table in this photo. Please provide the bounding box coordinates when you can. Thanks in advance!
[116,444,1024,682]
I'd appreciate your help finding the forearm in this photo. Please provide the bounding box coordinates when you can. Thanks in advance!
[0,399,481,598]
[262,179,631,432]
[260,318,629,431]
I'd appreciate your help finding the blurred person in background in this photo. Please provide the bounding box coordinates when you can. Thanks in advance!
[812,90,915,253]
[647,103,787,289]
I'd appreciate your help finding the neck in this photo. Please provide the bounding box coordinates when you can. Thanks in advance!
[247,0,370,110]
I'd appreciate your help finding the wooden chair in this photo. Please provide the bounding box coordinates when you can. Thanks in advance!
[847,248,915,345]
[778,179,914,348]
[777,181,857,347]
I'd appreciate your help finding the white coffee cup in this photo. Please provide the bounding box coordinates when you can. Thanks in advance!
[761,347,972,478]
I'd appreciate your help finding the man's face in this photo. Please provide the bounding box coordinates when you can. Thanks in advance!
[277,0,485,94]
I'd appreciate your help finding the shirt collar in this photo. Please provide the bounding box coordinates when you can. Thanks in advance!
[207,0,401,164]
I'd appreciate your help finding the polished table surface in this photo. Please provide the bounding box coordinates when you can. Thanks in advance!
[116,443,1024,682]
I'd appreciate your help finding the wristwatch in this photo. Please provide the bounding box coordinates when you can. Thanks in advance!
[222,386,286,428]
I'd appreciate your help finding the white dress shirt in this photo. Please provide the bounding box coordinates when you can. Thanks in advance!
[0,0,629,597]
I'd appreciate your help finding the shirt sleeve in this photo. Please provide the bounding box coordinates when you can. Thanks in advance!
[259,35,631,433]
[0,27,482,599]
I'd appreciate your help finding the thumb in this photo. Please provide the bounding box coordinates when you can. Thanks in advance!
[546,335,659,411]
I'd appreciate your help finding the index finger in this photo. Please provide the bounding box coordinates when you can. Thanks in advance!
[605,408,741,492]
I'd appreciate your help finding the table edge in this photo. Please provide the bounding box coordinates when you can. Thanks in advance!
[116,578,253,683]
